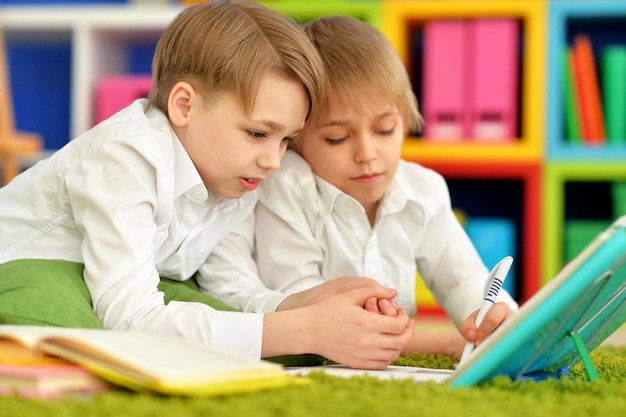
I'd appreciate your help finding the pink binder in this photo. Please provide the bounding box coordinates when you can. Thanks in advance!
[422,20,470,140]
[94,75,153,125]
[467,19,519,140]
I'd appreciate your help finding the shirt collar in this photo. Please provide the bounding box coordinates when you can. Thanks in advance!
[145,104,244,212]
[173,125,250,212]
[172,133,205,200]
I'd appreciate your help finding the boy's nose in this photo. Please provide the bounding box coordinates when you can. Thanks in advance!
[354,139,377,164]
[258,147,283,171]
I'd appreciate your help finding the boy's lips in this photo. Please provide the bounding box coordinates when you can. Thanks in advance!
[240,177,262,191]
[353,172,382,184]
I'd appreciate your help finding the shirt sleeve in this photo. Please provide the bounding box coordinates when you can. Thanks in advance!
[64,137,263,359]
[414,172,518,326]
[196,211,289,313]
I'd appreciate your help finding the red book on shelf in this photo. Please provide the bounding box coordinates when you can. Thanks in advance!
[571,34,606,143]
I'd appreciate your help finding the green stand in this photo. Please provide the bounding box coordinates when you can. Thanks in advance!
[569,332,599,381]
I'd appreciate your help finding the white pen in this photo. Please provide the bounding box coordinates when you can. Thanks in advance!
[458,256,514,366]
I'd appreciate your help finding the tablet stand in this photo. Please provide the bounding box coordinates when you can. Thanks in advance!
[515,269,625,382]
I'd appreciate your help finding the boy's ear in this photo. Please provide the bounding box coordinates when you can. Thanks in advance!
[168,81,197,127]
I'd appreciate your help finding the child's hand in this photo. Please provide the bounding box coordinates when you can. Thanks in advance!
[310,287,414,369]
[364,297,401,316]
[458,302,515,347]
[264,284,414,370]
[277,277,397,311]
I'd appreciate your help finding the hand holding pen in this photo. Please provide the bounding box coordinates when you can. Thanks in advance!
[458,256,514,365]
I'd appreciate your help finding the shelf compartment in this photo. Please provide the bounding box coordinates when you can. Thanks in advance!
[384,0,546,164]
[417,160,542,303]
[547,0,626,160]
[542,162,626,285]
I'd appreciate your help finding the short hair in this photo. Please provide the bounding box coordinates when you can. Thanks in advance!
[148,0,325,125]
[303,15,422,135]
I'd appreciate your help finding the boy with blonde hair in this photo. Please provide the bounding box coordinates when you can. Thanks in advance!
[0,2,413,370]
[248,15,518,358]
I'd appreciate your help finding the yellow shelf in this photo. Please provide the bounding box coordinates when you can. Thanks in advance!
[402,137,541,164]
[384,0,546,164]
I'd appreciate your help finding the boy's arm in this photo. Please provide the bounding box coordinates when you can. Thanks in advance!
[196,212,289,313]
[415,173,518,326]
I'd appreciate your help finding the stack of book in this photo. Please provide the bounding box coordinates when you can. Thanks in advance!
[0,336,111,398]
[0,325,292,398]
[563,34,626,144]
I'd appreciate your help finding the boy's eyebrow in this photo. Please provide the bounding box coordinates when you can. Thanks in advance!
[254,119,303,137]
[253,119,285,131]
[318,111,400,128]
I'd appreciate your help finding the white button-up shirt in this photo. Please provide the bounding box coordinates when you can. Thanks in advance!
[252,151,517,325]
[0,99,281,358]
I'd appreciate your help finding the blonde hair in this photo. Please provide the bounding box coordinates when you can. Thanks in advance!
[303,15,422,135]
[148,0,325,124]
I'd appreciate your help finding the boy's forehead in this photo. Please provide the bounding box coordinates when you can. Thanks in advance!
[322,93,398,120]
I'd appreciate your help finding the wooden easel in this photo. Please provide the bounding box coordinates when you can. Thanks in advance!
[0,24,42,186]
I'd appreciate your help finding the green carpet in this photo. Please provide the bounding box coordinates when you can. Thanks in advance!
[2,347,625,417]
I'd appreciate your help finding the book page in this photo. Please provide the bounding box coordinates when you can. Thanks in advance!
[0,325,76,357]
[33,329,283,384]
[285,365,454,384]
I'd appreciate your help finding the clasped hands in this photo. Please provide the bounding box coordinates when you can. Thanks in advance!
[278,277,514,369]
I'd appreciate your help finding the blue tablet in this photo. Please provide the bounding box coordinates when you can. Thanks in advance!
[450,215,626,388]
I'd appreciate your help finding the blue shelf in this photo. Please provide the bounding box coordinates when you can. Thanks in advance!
[546,0,626,160]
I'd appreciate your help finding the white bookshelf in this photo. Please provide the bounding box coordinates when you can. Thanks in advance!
[0,5,183,139]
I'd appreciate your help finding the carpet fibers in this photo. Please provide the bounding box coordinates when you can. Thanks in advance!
[1,346,625,417]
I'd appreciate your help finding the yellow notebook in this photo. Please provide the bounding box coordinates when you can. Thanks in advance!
[0,325,291,397]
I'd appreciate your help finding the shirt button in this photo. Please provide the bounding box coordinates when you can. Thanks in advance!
[191,186,207,200]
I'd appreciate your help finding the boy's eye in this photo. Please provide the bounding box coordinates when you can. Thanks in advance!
[325,137,346,145]
[247,131,266,139]
[281,137,294,146]
[377,127,395,136]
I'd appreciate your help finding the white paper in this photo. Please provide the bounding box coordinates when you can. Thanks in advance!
[285,365,454,383]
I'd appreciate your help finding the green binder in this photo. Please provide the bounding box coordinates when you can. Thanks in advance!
[602,46,626,143]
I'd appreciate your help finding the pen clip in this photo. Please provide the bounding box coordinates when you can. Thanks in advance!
[483,256,513,303]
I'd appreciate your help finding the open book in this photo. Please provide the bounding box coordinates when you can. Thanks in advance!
[0,325,291,397]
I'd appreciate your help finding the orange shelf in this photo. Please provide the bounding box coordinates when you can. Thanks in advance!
[402,137,540,164]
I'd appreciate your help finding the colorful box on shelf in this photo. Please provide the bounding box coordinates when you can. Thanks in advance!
[94,75,152,125]
[613,182,626,217]
[422,18,519,141]
[468,18,519,140]
[422,19,469,140]
[564,220,612,263]
[465,217,517,298]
